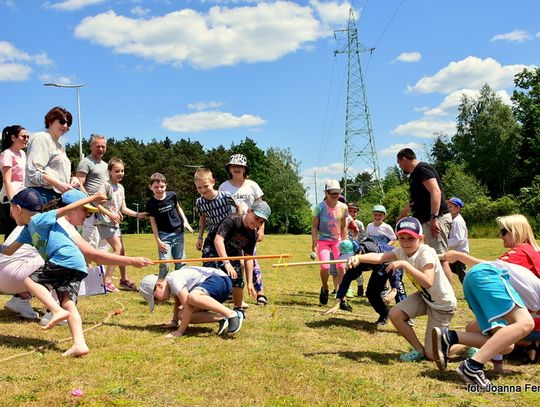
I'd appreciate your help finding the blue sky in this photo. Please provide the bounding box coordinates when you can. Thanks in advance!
[1,0,539,205]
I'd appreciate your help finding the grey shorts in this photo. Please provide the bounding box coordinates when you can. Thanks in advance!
[97,224,121,240]
[28,262,86,303]
[421,213,452,255]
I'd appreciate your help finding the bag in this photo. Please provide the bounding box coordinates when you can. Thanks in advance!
[78,265,106,296]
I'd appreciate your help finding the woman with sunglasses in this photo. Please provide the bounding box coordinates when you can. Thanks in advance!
[1,125,29,239]
[25,106,80,204]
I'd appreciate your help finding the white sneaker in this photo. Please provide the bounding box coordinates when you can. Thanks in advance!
[40,311,68,327]
[4,296,39,320]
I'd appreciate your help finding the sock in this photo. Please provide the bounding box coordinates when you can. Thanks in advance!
[448,330,459,345]
[467,358,484,370]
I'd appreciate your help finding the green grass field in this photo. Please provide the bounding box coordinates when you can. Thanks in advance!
[0,234,538,406]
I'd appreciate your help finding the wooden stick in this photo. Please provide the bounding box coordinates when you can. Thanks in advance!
[153,254,291,264]
[272,259,347,267]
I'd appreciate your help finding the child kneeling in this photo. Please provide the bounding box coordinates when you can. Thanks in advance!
[139,266,243,337]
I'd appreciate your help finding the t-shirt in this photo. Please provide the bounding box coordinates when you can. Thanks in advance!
[0,148,26,201]
[16,210,87,274]
[146,191,184,233]
[95,182,125,227]
[408,162,449,223]
[219,179,263,213]
[499,243,540,278]
[367,222,396,243]
[76,155,108,194]
[216,213,258,256]
[393,244,456,311]
[313,201,348,241]
[448,213,469,253]
[195,190,236,233]
[166,266,228,297]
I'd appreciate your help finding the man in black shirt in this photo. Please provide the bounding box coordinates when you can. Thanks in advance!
[396,148,453,280]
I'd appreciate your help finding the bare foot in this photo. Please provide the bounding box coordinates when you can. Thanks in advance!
[62,344,89,357]
[164,331,183,339]
[41,309,70,330]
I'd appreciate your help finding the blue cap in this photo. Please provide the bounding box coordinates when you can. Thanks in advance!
[10,189,43,212]
[395,217,423,239]
[61,190,98,212]
[448,197,464,208]
[252,201,271,221]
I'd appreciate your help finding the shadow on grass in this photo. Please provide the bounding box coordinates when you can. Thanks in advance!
[306,317,377,333]
[0,334,61,352]
[304,349,400,365]
[0,310,40,323]
[108,321,219,337]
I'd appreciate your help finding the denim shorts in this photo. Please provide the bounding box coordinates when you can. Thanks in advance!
[194,274,233,303]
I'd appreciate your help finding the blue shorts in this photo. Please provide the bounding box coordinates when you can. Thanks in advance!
[463,263,525,334]
[195,274,232,303]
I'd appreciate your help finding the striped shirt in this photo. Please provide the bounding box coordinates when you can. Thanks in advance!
[195,191,236,233]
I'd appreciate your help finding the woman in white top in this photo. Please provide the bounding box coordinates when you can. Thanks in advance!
[218,153,268,305]
[1,125,29,238]
[25,106,80,204]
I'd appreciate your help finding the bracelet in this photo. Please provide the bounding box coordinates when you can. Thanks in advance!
[222,260,231,265]
[197,236,203,240]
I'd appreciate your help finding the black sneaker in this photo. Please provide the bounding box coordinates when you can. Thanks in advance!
[456,359,491,390]
[339,301,353,312]
[227,310,244,335]
[319,287,329,305]
[357,285,364,297]
[375,316,388,326]
[432,327,451,371]
[217,317,229,336]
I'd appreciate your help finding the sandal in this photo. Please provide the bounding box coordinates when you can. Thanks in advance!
[119,279,138,291]
[256,295,268,305]
[399,349,425,362]
[105,281,120,293]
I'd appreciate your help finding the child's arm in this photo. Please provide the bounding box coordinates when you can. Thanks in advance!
[0,241,24,256]
[196,214,207,250]
[244,258,256,298]
[311,217,319,253]
[149,216,167,254]
[96,202,122,225]
[176,203,194,233]
[340,210,347,241]
[120,200,148,219]
[440,250,485,268]
[214,234,237,279]
[56,191,107,219]
[347,251,396,269]
[170,287,191,337]
[387,260,435,288]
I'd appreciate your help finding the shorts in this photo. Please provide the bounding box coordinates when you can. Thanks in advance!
[193,274,232,303]
[28,262,86,303]
[96,224,121,240]
[421,213,452,255]
[395,292,455,356]
[317,240,344,271]
[463,263,525,334]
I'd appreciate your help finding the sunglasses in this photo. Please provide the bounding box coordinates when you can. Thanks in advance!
[500,228,509,237]
[58,118,70,126]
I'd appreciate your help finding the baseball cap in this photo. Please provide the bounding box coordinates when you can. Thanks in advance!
[395,217,423,239]
[372,204,386,214]
[139,274,159,312]
[324,179,341,192]
[448,197,464,208]
[252,201,271,221]
[10,188,43,212]
[338,239,355,261]
[61,190,98,212]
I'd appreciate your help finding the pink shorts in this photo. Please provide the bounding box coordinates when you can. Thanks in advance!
[317,240,344,271]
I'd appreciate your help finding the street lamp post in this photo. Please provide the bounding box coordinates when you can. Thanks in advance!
[133,203,140,234]
[43,83,86,160]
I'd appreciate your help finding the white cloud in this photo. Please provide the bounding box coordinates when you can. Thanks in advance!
[310,0,351,27]
[391,119,456,138]
[187,101,224,110]
[44,0,106,11]
[130,6,150,17]
[161,111,266,132]
[0,41,53,81]
[1,0,16,10]
[407,56,535,94]
[491,29,531,43]
[423,88,512,117]
[394,52,421,63]
[74,1,349,69]
[39,73,77,85]
[379,143,425,158]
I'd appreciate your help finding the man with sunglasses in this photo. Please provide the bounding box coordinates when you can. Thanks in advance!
[25,106,80,204]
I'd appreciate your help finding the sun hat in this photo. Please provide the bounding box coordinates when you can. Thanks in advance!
[395,217,423,239]
[372,204,386,214]
[225,154,249,173]
[61,190,98,212]
[324,179,341,192]
[139,274,159,312]
[252,201,271,221]
[9,189,43,212]
[448,197,464,208]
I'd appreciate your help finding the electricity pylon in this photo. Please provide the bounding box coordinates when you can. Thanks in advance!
[335,8,383,200]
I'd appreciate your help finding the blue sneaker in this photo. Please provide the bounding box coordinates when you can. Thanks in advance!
[227,310,244,335]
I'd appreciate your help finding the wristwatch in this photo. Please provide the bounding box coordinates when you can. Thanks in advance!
[430,213,439,220]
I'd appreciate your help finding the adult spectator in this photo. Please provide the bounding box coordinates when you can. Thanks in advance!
[76,134,108,248]
[25,106,80,204]
[396,148,452,280]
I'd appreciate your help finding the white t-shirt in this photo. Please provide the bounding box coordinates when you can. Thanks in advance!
[490,259,540,312]
[0,226,44,294]
[166,266,227,297]
[219,179,263,213]
[393,244,457,311]
[448,213,469,253]
[367,222,396,241]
